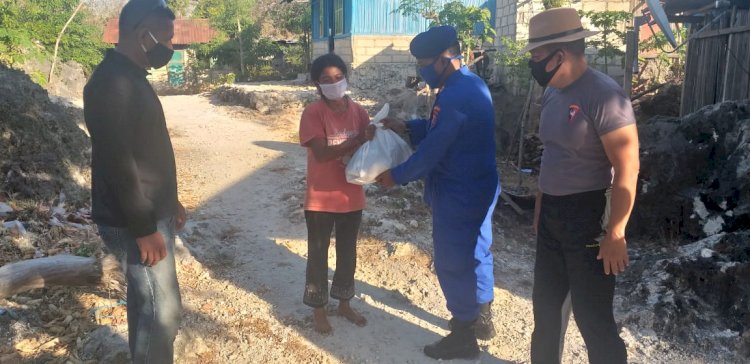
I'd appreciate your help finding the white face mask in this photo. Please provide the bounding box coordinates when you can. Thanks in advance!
[319,78,348,100]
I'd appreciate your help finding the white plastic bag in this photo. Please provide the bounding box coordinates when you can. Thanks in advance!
[346,104,413,185]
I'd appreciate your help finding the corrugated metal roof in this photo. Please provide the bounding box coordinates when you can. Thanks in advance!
[310,0,498,38]
[350,0,495,35]
[103,18,218,45]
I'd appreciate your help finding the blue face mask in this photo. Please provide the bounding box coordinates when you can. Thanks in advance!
[419,55,461,89]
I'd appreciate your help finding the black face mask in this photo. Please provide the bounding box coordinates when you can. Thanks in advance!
[141,31,174,69]
[528,49,562,87]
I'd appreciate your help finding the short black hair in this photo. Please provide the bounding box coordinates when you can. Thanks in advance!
[310,53,348,82]
[119,0,176,35]
[445,42,461,57]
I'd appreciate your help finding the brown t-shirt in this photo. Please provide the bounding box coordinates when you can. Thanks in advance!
[538,68,636,196]
[299,98,369,213]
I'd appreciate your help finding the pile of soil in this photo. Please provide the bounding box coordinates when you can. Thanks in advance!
[632,100,750,240]
[623,232,750,357]
[0,64,90,204]
[624,100,750,358]
[0,64,122,363]
[635,83,682,120]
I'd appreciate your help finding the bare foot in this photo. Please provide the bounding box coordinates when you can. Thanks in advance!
[313,307,332,334]
[338,300,367,327]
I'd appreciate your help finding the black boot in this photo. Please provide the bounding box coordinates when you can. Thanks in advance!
[424,318,480,360]
[475,301,496,340]
[447,301,497,340]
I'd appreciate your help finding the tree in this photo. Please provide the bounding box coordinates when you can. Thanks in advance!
[167,0,191,17]
[194,0,256,77]
[579,10,631,75]
[637,25,688,90]
[268,0,312,68]
[543,0,568,9]
[437,1,495,59]
[0,4,41,68]
[194,0,255,35]
[396,0,495,60]
[496,36,530,84]
[0,0,107,75]
[190,0,310,81]
[396,0,440,24]
[50,0,86,83]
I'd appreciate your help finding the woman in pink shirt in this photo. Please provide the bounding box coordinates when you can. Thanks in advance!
[299,53,375,334]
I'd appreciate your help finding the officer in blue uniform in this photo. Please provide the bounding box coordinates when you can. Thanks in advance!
[377,25,501,361]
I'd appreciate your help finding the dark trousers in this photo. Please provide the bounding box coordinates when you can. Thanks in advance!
[303,210,362,307]
[530,189,627,364]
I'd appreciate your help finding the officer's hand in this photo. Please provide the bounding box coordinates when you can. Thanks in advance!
[376,170,396,188]
[136,232,167,267]
[382,118,406,134]
[597,233,629,275]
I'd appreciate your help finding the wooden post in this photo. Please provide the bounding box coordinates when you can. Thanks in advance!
[721,7,737,102]
[237,17,245,77]
[624,29,637,97]
[517,79,535,190]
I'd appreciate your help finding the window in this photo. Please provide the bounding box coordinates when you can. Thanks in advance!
[334,0,344,35]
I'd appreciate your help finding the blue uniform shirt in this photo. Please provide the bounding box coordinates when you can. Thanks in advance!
[392,66,499,221]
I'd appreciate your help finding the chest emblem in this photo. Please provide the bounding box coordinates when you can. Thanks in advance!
[568,104,581,124]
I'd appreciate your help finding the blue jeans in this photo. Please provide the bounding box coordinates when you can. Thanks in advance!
[98,218,182,364]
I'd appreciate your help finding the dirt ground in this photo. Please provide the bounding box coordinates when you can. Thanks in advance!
[0,91,739,363]
[157,93,735,363]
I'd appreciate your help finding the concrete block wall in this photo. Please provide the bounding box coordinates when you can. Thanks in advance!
[312,40,328,60]
[514,0,548,43]
[313,35,418,94]
[350,35,417,94]
[350,35,415,65]
[495,0,518,40]
[333,38,354,64]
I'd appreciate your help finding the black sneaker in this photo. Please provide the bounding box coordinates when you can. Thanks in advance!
[424,319,480,360]
[475,301,496,340]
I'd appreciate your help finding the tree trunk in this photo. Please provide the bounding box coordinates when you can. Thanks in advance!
[237,17,245,77]
[303,30,311,70]
[0,255,123,298]
[49,0,85,84]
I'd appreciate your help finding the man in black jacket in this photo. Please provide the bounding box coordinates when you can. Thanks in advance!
[84,1,185,362]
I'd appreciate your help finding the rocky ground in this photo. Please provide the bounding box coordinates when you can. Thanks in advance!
[1,75,747,363]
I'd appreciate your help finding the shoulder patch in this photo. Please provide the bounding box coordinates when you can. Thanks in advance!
[430,105,442,128]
